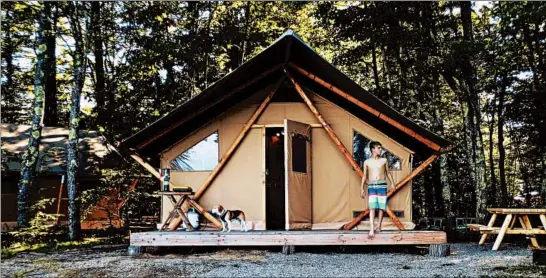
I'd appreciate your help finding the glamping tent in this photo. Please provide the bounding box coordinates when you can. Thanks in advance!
[122,30,452,233]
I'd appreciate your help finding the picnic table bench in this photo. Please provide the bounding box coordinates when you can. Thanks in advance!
[468,208,546,251]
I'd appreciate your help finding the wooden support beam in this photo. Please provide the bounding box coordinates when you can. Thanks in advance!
[194,77,284,200]
[130,154,223,229]
[288,63,443,152]
[251,124,323,128]
[342,154,440,230]
[286,70,405,231]
[136,64,284,149]
[285,70,363,177]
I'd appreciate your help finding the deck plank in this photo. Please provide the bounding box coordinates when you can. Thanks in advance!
[130,230,447,247]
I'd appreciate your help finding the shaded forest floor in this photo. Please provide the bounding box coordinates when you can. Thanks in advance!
[1,243,545,277]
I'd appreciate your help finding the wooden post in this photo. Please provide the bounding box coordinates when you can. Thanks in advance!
[286,70,405,230]
[288,63,444,152]
[429,244,450,257]
[194,77,284,200]
[56,175,65,225]
[137,64,283,149]
[129,153,222,229]
[343,154,440,230]
[285,70,363,177]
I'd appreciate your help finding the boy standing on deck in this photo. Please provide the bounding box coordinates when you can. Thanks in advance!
[360,141,395,239]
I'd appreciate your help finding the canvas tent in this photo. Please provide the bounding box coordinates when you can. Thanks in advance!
[121,30,452,231]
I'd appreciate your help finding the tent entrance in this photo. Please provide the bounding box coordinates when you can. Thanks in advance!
[265,120,313,231]
[265,127,286,230]
[284,119,312,230]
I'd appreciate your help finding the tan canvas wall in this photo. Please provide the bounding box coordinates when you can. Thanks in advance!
[160,89,414,229]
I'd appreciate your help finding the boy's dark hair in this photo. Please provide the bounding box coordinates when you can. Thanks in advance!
[369,141,382,152]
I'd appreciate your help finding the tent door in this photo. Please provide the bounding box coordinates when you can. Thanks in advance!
[284,119,312,230]
[265,127,286,230]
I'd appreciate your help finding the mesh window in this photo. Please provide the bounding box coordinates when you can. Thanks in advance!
[171,132,219,171]
[292,134,307,173]
[352,130,401,170]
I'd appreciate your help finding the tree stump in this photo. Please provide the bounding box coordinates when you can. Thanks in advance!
[533,249,546,265]
[128,246,142,256]
[429,244,450,257]
[282,245,295,255]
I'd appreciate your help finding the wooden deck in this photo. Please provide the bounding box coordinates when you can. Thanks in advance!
[130,230,447,247]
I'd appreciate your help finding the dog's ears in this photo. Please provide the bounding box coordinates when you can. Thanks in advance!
[217,204,224,212]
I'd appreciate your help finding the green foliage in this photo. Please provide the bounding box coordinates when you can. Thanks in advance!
[4,205,66,247]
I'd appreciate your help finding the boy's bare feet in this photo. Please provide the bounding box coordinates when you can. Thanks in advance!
[368,229,375,239]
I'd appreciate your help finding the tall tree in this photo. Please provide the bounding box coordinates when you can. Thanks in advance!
[42,1,59,126]
[1,2,36,124]
[90,1,107,130]
[16,2,47,227]
[497,75,508,206]
[66,1,86,240]
[460,1,488,219]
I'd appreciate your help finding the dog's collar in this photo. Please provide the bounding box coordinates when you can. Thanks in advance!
[220,209,227,217]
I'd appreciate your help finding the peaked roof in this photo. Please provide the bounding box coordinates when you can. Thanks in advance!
[122,30,452,159]
[1,123,112,175]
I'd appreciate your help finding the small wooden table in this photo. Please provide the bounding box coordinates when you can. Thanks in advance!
[468,208,546,250]
[158,192,196,231]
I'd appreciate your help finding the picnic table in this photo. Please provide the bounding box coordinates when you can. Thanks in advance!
[468,208,546,251]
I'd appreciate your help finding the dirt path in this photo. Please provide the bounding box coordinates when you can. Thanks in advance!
[1,243,544,277]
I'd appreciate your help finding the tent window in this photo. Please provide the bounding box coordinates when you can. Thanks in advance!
[171,132,219,171]
[352,130,401,171]
[292,134,307,173]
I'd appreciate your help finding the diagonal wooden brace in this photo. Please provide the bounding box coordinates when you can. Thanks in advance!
[285,69,405,230]
[130,154,223,229]
[288,63,444,152]
[342,154,439,230]
[193,77,285,201]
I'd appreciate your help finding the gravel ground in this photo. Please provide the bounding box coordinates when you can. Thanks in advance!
[1,243,545,277]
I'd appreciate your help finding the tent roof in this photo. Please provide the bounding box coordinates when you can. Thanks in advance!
[121,30,452,159]
[1,123,112,175]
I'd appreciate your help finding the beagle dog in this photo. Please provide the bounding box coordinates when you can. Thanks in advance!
[211,204,249,232]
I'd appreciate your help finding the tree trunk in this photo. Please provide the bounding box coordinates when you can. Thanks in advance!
[67,1,86,241]
[2,13,18,123]
[91,1,106,130]
[488,90,497,207]
[460,1,488,220]
[371,42,381,93]
[432,158,444,217]
[497,76,508,207]
[17,6,47,227]
[43,2,58,127]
